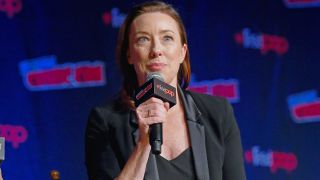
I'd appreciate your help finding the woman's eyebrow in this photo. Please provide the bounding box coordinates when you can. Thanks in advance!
[159,29,175,34]
[133,31,149,36]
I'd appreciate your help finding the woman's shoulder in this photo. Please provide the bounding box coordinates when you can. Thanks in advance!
[185,90,239,136]
[184,89,235,122]
[92,100,122,113]
[186,90,229,109]
[88,97,131,125]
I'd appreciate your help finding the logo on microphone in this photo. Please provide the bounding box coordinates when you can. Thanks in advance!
[136,83,153,100]
[234,28,289,55]
[0,0,23,18]
[156,84,175,97]
[19,55,106,91]
[245,146,298,173]
[189,78,240,103]
[0,124,28,149]
[287,89,320,123]
[102,7,126,28]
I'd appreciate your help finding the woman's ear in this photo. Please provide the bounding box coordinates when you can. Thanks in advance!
[179,44,187,63]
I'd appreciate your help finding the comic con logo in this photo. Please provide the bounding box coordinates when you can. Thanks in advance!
[0,0,22,18]
[136,83,153,101]
[234,28,289,55]
[287,89,320,123]
[0,124,28,149]
[102,8,126,28]
[245,146,298,173]
[188,78,240,103]
[284,0,320,8]
[19,55,106,91]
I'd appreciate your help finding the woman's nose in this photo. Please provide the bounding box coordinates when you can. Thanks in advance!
[150,49,163,58]
[150,40,163,58]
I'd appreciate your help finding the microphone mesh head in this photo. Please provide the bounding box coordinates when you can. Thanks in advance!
[146,72,164,81]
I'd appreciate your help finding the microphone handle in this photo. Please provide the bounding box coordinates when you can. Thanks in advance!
[149,123,162,155]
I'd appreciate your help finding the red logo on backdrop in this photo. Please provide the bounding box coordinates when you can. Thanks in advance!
[0,124,28,149]
[234,28,289,55]
[0,0,22,18]
[19,55,106,91]
[245,146,298,173]
[287,89,320,123]
[284,0,320,8]
[102,8,126,28]
[188,78,240,103]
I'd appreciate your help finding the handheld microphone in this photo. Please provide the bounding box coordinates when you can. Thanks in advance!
[0,137,4,166]
[134,72,176,154]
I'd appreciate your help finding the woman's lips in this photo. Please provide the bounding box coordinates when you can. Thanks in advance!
[147,63,166,71]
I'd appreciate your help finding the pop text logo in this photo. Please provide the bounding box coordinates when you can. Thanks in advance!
[234,28,289,55]
[157,84,175,97]
[0,0,22,18]
[0,125,28,149]
[245,146,298,173]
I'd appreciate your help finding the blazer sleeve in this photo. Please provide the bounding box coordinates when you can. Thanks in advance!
[222,100,246,180]
[85,107,120,180]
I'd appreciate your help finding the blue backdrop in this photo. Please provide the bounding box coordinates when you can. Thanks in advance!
[1,0,320,179]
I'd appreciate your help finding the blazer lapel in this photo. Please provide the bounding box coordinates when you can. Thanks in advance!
[180,87,210,180]
[187,121,210,180]
[130,110,160,180]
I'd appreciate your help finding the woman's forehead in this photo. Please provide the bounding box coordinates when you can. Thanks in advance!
[130,12,180,34]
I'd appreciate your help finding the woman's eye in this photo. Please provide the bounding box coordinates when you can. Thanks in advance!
[137,37,149,44]
[163,35,173,42]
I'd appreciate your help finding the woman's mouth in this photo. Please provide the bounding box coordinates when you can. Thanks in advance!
[147,63,166,71]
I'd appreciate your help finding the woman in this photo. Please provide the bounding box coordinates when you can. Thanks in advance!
[85,1,246,180]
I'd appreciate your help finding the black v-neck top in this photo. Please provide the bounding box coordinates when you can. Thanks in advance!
[155,148,196,180]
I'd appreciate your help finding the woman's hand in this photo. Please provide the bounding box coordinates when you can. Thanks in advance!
[0,168,3,180]
[116,98,169,180]
[135,97,170,143]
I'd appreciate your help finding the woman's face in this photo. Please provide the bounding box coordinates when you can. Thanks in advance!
[128,12,187,87]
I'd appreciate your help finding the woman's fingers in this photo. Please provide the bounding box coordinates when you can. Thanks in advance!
[136,97,169,126]
[164,102,170,111]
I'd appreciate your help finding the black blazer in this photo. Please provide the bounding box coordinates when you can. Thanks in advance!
[85,88,246,180]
